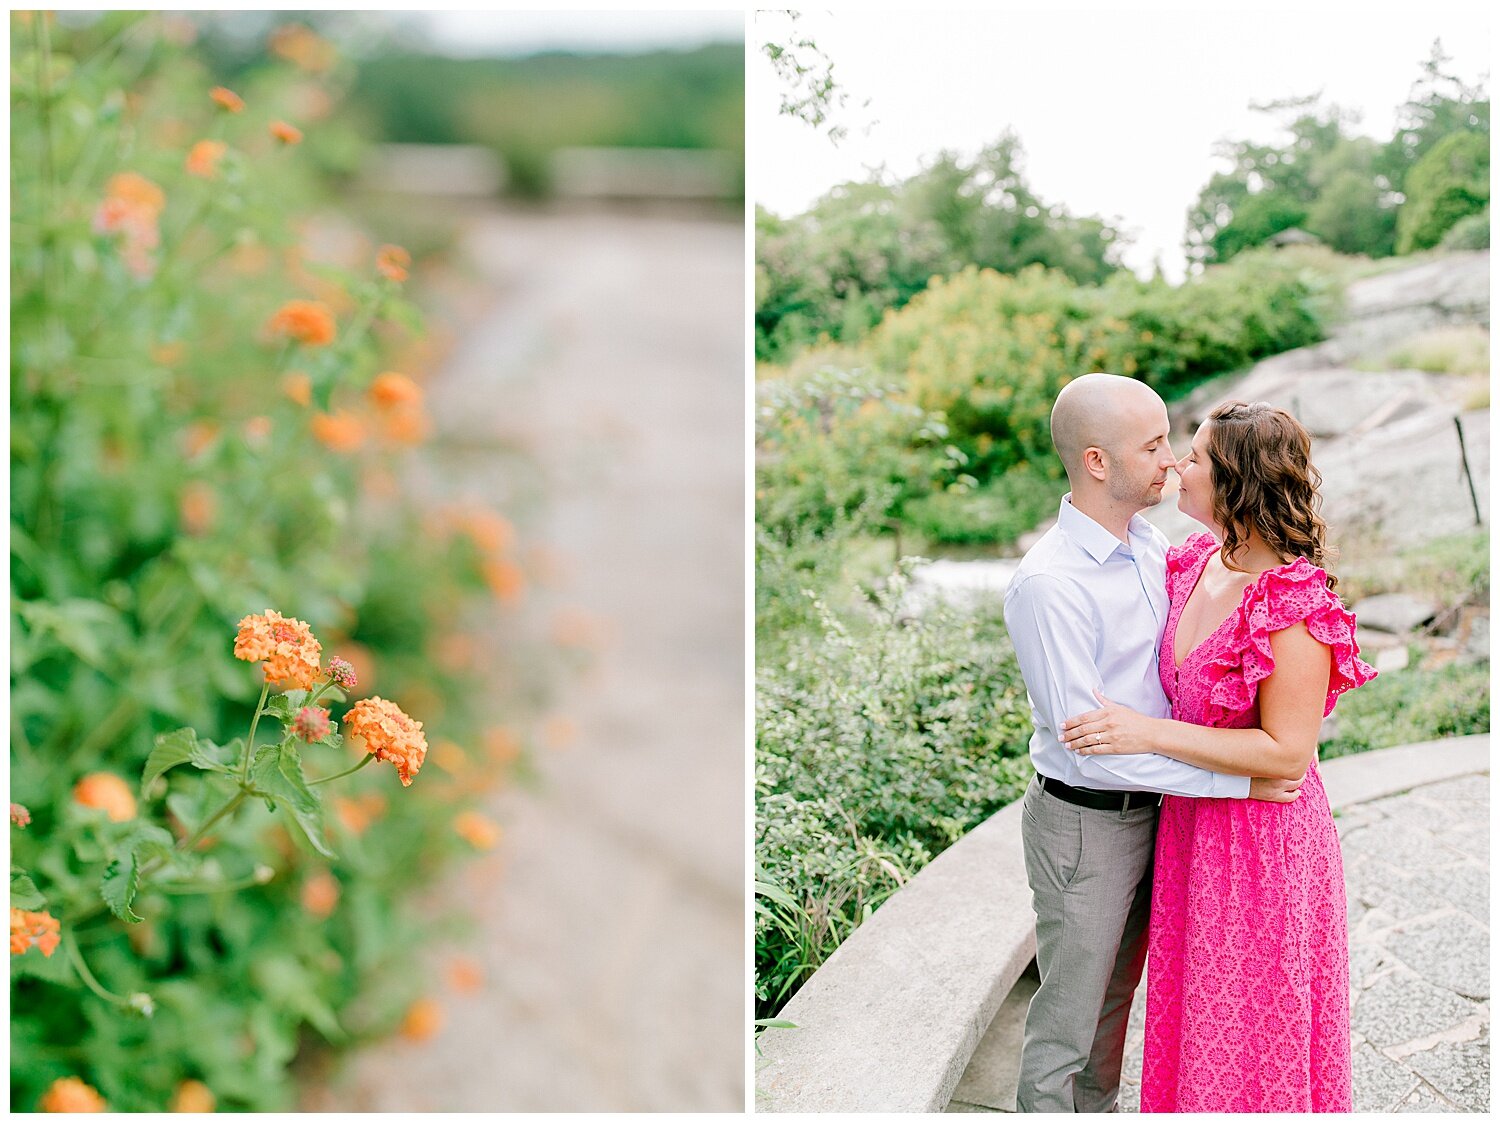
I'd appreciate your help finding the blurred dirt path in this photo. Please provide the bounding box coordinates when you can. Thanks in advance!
[308,207,745,1111]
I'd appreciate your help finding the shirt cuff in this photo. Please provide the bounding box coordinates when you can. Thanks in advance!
[1215,772,1253,799]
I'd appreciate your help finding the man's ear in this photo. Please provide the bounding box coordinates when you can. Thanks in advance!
[1082,446,1108,483]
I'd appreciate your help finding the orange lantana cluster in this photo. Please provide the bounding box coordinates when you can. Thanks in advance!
[269,120,303,146]
[344,697,428,786]
[209,85,244,113]
[233,609,323,690]
[184,139,227,178]
[11,907,60,959]
[38,1075,106,1112]
[265,299,336,347]
[92,172,165,279]
[375,243,410,282]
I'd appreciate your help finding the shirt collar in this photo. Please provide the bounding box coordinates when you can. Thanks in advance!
[1058,494,1151,564]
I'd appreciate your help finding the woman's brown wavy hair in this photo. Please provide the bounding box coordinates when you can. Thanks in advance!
[1205,400,1337,590]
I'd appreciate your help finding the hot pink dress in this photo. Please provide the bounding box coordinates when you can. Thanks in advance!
[1139,533,1377,1113]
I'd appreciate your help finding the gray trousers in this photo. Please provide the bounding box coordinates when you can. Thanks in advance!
[1016,775,1157,1113]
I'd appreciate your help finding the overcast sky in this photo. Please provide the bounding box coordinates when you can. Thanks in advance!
[411,10,744,55]
[752,6,1490,282]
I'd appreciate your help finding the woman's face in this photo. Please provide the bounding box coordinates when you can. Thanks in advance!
[1174,419,1215,527]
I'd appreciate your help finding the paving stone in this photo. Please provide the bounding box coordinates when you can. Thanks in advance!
[1351,1042,1421,1112]
[1344,855,1456,921]
[1395,1081,1464,1112]
[1403,774,1488,805]
[1349,941,1393,987]
[1436,861,1489,923]
[1339,816,1471,872]
[944,1099,999,1113]
[1404,1030,1490,1113]
[1384,913,1489,1000]
[1352,971,1482,1050]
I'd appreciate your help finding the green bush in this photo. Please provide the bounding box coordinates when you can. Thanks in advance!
[1438,208,1491,250]
[901,464,1061,547]
[1321,659,1490,759]
[755,572,1035,1016]
[11,15,562,1111]
[1396,130,1490,253]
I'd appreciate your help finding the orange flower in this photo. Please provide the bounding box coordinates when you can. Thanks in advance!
[454,811,501,851]
[368,371,422,409]
[300,871,339,918]
[265,300,336,347]
[432,740,468,775]
[38,1076,105,1112]
[333,792,386,836]
[100,171,165,217]
[434,632,476,673]
[243,415,273,447]
[483,560,526,605]
[447,955,484,993]
[380,407,429,446]
[452,508,514,555]
[93,172,165,279]
[310,411,365,453]
[181,420,220,459]
[169,1080,215,1113]
[184,139,227,178]
[233,609,323,691]
[11,802,31,828]
[11,908,61,959]
[269,120,303,146]
[269,23,337,73]
[209,86,244,113]
[179,482,217,536]
[400,996,443,1042]
[282,371,312,407]
[485,727,522,765]
[344,697,427,786]
[375,244,411,282]
[73,773,136,822]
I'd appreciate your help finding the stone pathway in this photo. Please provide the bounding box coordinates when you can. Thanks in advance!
[302,206,744,1110]
[950,770,1490,1113]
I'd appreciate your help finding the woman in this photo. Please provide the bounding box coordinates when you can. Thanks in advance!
[1059,400,1377,1112]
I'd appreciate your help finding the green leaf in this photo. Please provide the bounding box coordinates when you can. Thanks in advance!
[265,691,307,722]
[251,744,335,858]
[142,728,198,791]
[100,857,143,923]
[11,869,46,910]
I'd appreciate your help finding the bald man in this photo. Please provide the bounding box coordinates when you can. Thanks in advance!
[1003,374,1297,1113]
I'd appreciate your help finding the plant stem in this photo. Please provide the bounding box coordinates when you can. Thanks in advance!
[157,869,270,895]
[241,680,271,783]
[177,790,247,854]
[308,753,373,786]
[63,932,131,1007]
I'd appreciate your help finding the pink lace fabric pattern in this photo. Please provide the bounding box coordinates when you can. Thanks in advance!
[1139,533,1378,1113]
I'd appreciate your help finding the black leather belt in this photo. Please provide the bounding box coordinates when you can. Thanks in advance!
[1041,775,1162,812]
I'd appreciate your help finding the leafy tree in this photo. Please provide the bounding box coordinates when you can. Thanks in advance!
[1396,129,1490,252]
[1379,39,1490,197]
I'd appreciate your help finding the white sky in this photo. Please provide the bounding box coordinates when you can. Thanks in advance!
[752,6,1491,282]
[412,10,745,55]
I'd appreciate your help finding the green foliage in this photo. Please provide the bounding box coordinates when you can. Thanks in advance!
[11,14,560,1112]
[1186,47,1487,268]
[345,44,744,198]
[755,574,1035,1016]
[755,135,1125,364]
[1321,659,1490,759]
[1395,130,1490,253]
[1438,208,1490,250]
[902,465,1061,548]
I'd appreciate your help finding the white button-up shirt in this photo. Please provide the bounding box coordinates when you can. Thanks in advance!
[1003,495,1249,799]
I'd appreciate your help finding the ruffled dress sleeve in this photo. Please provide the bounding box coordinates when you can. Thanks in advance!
[1165,532,1218,603]
[1201,557,1379,726]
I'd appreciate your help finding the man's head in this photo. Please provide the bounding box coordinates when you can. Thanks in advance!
[1050,373,1175,512]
